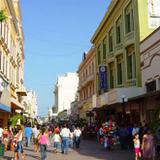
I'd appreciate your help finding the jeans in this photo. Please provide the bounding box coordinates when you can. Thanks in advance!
[17,141,24,153]
[25,137,31,147]
[54,142,61,150]
[75,136,80,148]
[40,144,47,160]
[61,137,69,154]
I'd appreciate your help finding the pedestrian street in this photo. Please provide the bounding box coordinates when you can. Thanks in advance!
[3,140,134,160]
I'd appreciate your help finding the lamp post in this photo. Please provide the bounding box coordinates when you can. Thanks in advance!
[121,95,128,124]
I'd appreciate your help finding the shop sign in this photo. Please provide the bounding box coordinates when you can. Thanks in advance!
[98,65,107,91]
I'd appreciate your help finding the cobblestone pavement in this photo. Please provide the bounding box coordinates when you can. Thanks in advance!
[2,140,134,160]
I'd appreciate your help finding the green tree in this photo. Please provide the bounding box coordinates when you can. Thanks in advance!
[0,10,7,22]
[9,114,25,128]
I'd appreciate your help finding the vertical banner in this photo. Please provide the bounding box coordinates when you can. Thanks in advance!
[98,65,107,91]
[148,0,160,28]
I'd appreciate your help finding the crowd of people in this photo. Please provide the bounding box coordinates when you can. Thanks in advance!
[0,120,160,160]
[97,120,160,160]
[0,123,82,160]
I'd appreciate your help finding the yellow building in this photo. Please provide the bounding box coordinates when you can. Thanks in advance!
[91,0,160,124]
[77,47,96,122]
[0,0,26,128]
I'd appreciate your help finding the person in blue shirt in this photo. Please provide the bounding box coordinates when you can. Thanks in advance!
[24,124,32,147]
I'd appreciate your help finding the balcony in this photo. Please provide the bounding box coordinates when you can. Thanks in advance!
[79,74,94,90]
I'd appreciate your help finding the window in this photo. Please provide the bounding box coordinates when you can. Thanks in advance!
[117,55,123,85]
[146,81,156,92]
[89,65,91,75]
[125,2,134,34]
[5,59,7,77]
[92,62,94,74]
[3,56,5,73]
[116,17,122,44]
[109,62,114,89]
[97,46,101,65]
[109,28,113,52]
[126,45,136,79]
[103,37,107,59]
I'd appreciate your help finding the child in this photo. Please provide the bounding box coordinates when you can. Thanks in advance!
[52,131,61,153]
[133,133,141,160]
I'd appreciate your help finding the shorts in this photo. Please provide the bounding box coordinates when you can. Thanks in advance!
[134,147,140,154]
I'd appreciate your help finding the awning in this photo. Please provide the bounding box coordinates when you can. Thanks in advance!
[0,103,11,112]
[11,97,23,111]
[16,88,27,96]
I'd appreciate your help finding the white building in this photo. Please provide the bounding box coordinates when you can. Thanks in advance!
[53,73,79,114]
[22,90,38,118]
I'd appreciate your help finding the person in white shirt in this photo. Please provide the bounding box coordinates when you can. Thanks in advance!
[60,124,70,154]
[32,126,40,152]
[0,127,3,141]
[74,126,82,148]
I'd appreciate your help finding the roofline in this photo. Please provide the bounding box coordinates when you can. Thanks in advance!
[91,0,118,44]
[77,46,95,73]
[140,26,160,44]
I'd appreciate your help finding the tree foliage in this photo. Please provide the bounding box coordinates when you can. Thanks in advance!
[0,10,7,22]
[9,114,25,128]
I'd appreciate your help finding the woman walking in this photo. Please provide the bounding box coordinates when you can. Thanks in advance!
[141,128,156,160]
[14,125,25,160]
[38,128,48,160]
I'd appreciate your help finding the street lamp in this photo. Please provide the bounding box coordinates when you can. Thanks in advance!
[121,95,128,124]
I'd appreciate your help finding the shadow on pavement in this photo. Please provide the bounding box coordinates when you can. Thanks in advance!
[73,139,134,160]
[25,153,40,160]
[2,155,13,160]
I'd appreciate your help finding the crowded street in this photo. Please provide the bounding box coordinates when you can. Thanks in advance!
[1,0,160,160]
[3,139,134,160]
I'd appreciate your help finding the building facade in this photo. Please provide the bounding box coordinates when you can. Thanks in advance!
[77,47,96,122]
[22,90,38,119]
[0,0,26,127]
[140,26,160,123]
[53,73,79,117]
[91,0,160,124]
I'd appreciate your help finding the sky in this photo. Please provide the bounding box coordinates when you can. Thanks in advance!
[20,0,111,116]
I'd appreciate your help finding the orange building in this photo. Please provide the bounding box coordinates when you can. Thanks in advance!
[77,47,96,122]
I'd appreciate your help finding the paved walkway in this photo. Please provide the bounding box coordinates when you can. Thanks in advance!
[2,140,134,160]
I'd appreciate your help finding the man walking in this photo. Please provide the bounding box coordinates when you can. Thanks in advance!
[74,126,81,148]
[24,124,32,147]
[60,124,70,154]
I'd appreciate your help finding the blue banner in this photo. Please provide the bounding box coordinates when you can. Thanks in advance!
[98,66,107,91]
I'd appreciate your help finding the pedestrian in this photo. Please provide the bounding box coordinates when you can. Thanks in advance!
[156,127,160,157]
[0,127,3,141]
[74,126,81,148]
[119,125,128,150]
[52,130,61,153]
[60,124,71,154]
[32,125,40,152]
[141,128,156,160]
[38,127,48,160]
[3,127,9,151]
[14,125,25,160]
[132,124,139,137]
[69,130,74,148]
[133,133,141,160]
[24,124,32,147]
